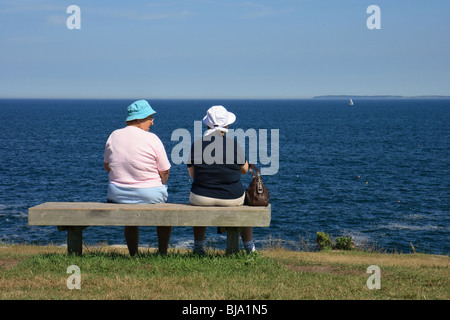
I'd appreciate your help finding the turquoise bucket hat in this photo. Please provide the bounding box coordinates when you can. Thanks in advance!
[126,100,156,122]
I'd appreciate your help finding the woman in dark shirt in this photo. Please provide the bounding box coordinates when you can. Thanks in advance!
[187,105,255,253]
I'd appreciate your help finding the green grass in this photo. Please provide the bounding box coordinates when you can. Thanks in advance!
[0,245,448,300]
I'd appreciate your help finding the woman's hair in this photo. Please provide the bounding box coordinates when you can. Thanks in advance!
[126,115,153,126]
[207,125,228,129]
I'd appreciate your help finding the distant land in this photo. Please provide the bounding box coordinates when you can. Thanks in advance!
[1,95,449,100]
[313,95,450,99]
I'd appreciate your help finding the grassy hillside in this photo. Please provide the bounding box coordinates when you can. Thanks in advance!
[0,244,448,300]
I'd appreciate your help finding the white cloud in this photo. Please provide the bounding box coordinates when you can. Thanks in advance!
[6,36,52,43]
[126,10,191,21]
[237,1,293,19]
[47,14,66,26]
[0,2,63,14]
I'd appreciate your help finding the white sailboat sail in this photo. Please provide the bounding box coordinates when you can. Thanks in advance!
[349,98,354,106]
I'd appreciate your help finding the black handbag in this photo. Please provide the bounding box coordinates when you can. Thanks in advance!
[245,164,270,206]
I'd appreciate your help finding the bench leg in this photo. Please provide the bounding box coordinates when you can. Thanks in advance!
[67,227,84,255]
[226,227,240,254]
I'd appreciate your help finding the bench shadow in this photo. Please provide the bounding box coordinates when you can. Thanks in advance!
[35,246,254,261]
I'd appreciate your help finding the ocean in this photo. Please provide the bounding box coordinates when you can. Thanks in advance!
[0,98,448,254]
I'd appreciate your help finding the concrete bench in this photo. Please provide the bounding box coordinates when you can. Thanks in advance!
[28,202,271,255]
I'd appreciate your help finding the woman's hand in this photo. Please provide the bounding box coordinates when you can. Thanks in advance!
[188,166,195,179]
[159,170,170,184]
[239,161,249,174]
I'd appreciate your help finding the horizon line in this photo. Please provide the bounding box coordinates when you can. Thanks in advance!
[1,95,450,100]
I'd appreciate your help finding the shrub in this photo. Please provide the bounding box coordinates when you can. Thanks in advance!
[315,232,355,251]
[315,232,334,250]
[335,236,355,250]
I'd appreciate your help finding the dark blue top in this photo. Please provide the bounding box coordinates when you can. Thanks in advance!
[187,134,246,199]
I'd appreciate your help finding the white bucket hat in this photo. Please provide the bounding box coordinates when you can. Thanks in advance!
[203,105,236,136]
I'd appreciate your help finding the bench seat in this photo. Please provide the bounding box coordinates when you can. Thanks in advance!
[28,202,271,255]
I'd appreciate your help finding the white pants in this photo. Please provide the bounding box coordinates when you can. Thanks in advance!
[189,192,245,206]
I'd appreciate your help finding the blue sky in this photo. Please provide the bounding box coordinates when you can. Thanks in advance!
[1,0,449,99]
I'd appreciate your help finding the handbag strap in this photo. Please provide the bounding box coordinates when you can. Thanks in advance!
[248,163,261,178]
[248,164,264,194]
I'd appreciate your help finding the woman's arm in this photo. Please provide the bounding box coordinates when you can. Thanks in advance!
[239,161,249,174]
[159,169,170,184]
[188,166,195,179]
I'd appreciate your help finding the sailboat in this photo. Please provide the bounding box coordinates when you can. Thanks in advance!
[349,98,354,106]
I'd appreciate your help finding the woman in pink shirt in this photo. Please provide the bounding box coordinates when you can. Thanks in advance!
[104,100,171,255]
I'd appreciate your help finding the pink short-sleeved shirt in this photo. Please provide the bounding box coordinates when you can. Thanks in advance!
[104,126,171,188]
